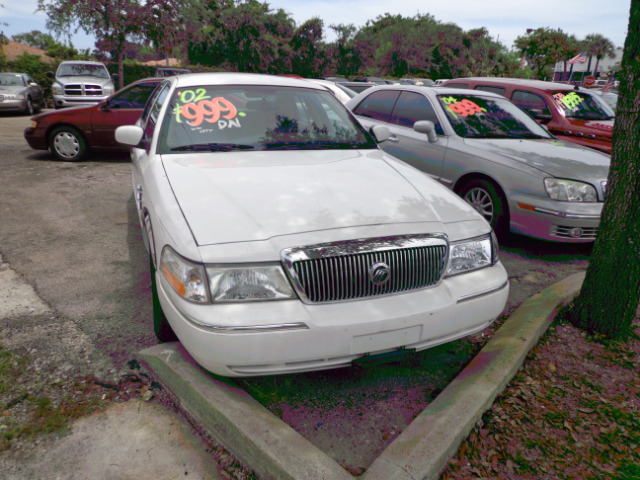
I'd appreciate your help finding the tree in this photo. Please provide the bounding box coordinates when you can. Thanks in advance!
[290,17,326,78]
[514,27,575,80]
[142,0,192,66]
[565,0,640,340]
[584,33,616,78]
[37,0,145,88]
[188,0,294,73]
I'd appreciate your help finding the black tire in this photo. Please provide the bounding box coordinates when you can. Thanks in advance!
[23,97,34,116]
[149,256,178,343]
[458,178,509,236]
[49,126,87,162]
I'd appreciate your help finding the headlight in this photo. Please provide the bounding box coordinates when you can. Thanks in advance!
[104,87,115,95]
[207,265,294,302]
[52,85,63,95]
[159,247,209,303]
[446,234,497,276]
[544,178,597,202]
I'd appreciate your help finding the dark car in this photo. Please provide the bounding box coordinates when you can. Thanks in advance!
[335,81,376,93]
[24,78,162,161]
[440,77,615,153]
[0,72,46,115]
[154,67,192,77]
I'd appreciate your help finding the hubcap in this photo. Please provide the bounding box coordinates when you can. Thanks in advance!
[464,188,494,223]
[54,132,80,159]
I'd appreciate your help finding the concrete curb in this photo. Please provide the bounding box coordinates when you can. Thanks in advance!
[137,272,585,480]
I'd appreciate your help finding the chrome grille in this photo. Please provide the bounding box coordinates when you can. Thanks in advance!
[552,225,598,239]
[282,234,448,303]
[64,84,103,96]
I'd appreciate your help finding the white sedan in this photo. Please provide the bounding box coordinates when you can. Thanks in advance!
[116,73,509,377]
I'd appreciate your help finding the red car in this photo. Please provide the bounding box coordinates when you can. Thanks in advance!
[440,78,615,154]
[24,78,162,161]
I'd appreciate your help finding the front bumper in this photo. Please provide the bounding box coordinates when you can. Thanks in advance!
[510,195,603,242]
[52,94,107,109]
[157,262,509,377]
[0,98,27,112]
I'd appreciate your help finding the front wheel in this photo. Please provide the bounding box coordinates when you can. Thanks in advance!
[49,126,87,162]
[149,256,178,343]
[458,178,509,236]
[23,97,34,116]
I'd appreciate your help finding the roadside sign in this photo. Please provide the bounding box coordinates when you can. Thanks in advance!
[584,75,596,87]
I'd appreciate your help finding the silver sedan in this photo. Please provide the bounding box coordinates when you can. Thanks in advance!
[346,85,611,243]
[0,72,45,115]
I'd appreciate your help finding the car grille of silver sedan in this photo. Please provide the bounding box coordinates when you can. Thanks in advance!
[282,234,448,303]
[64,84,103,96]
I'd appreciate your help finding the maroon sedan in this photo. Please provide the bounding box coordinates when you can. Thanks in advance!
[24,78,162,161]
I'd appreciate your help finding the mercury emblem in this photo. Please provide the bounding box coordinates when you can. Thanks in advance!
[369,262,390,286]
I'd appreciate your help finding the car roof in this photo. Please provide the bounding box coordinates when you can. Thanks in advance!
[58,60,106,66]
[170,72,326,91]
[354,84,507,99]
[444,77,580,92]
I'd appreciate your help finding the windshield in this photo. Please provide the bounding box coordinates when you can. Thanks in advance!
[437,94,554,140]
[0,73,25,87]
[551,91,614,120]
[57,63,110,79]
[157,85,377,153]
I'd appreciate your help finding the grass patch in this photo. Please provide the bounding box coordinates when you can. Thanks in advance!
[0,344,115,451]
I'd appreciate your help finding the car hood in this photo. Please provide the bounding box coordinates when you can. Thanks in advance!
[162,149,478,245]
[55,75,113,86]
[0,86,25,94]
[462,137,610,179]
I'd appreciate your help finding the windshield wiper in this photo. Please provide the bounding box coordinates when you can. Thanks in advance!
[170,143,255,152]
[264,141,362,150]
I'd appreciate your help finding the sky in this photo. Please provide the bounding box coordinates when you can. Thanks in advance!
[1,0,631,52]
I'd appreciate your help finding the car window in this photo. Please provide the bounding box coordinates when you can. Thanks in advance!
[511,91,551,117]
[108,83,159,109]
[142,82,171,145]
[352,90,400,122]
[475,85,506,96]
[550,90,614,120]
[157,85,376,153]
[390,91,444,134]
[437,93,553,140]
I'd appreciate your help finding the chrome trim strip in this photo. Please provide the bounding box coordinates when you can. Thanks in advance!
[456,280,509,304]
[533,207,600,220]
[193,322,309,333]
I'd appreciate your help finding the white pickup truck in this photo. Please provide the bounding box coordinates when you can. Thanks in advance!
[48,60,116,109]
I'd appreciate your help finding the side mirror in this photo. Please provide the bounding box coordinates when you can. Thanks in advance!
[370,125,390,142]
[47,71,55,79]
[413,120,438,143]
[115,125,144,146]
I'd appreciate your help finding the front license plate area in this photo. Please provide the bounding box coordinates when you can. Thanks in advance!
[350,325,422,355]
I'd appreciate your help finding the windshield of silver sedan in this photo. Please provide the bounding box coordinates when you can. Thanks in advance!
[551,91,615,120]
[437,94,554,140]
[158,85,377,153]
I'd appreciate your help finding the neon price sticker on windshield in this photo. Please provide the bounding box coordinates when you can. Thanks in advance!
[172,89,243,128]
[442,96,486,118]
[553,92,584,111]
